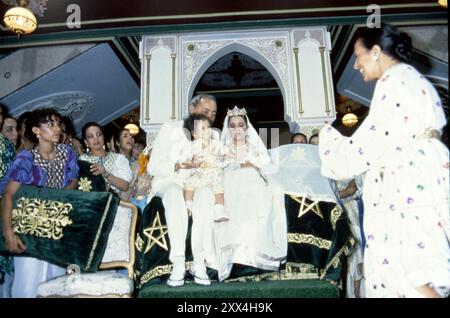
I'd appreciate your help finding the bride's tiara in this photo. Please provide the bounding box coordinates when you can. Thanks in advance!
[227,106,247,117]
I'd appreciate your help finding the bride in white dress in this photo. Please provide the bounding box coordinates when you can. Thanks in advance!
[215,106,287,281]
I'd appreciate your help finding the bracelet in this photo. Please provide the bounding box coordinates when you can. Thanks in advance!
[103,171,111,179]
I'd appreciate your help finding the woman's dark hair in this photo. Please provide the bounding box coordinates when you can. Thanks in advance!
[17,111,32,133]
[113,128,130,150]
[25,108,62,144]
[81,122,104,142]
[183,113,210,141]
[291,132,307,143]
[355,23,412,62]
[0,102,9,117]
[0,115,16,131]
[60,115,77,137]
[309,134,319,144]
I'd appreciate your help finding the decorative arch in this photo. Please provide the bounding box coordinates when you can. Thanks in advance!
[181,34,292,120]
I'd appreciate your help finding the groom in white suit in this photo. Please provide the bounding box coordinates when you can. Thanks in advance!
[147,94,218,287]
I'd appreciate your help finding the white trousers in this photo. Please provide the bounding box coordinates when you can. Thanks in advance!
[158,184,216,269]
[0,272,13,298]
[12,257,65,298]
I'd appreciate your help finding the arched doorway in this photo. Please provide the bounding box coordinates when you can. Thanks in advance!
[191,51,290,147]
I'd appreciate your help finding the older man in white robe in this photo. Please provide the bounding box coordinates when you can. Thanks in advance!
[147,94,218,287]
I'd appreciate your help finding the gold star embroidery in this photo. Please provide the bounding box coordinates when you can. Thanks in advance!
[143,211,169,253]
[290,195,323,219]
[78,177,92,192]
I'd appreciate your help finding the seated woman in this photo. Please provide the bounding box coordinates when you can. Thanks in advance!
[0,108,79,298]
[79,122,132,196]
[216,106,287,281]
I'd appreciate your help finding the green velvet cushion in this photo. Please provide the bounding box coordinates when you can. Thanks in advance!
[284,195,351,282]
[135,194,351,292]
[77,160,107,192]
[0,185,120,272]
[134,196,175,289]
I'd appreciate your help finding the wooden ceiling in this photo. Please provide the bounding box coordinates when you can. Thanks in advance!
[0,0,446,38]
[0,0,446,81]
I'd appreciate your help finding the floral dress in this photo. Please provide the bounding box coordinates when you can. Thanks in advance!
[319,63,449,298]
[181,138,224,194]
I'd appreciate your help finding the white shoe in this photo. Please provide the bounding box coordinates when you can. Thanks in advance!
[167,265,185,287]
[190,267,211,286]
[214,204,229,223]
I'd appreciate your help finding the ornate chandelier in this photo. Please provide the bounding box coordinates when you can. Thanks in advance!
[3,0,37,35]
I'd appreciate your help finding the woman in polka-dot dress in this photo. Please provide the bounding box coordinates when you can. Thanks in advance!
[319,24,449,298]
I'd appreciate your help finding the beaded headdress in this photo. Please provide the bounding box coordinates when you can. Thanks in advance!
[226,106,247,117]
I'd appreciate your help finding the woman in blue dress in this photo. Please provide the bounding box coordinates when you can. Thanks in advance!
[0,108,79,298]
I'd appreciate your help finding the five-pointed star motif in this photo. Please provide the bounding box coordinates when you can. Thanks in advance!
[143,211,169,253]
[290,195,323,219]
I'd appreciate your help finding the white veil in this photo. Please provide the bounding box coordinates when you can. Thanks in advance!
[220,106,271,168]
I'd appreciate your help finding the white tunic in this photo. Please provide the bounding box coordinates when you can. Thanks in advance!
[319,63,450,297]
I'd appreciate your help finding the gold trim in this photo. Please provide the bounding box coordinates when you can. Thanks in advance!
[171,52,176,120]
[139,264,172,286]
[319,46,330,115]
[22,3,440,30]
[330,205,342,230]
[139,261,193,287]
[86,194,113,270]
[293,47,303,115]
[135,233,144,252]
[320,241,351,280]
[143,212,169,253]
[225,262,320,282]
[288,233,331,250]
[289,195,323,219]
[145,53,151,121]
[12,197,73,240]
[99,201,138,279]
